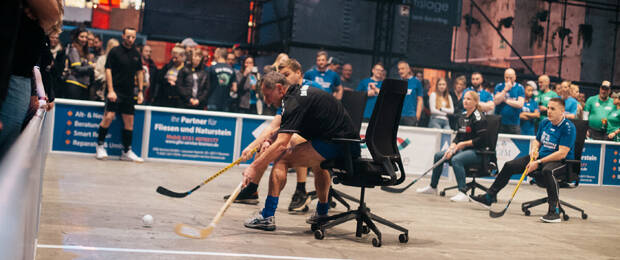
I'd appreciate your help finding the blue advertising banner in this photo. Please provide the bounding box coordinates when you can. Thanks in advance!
[147,111,236,163]
[52,103,144,156]
[603,144,620,186]
[492,137,531,180]
[240,118,271,164]
[579,143,601,185]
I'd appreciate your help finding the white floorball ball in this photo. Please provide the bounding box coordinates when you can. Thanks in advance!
[142,214,154,227]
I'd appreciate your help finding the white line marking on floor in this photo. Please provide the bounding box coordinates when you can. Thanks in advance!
[37,244,351,260]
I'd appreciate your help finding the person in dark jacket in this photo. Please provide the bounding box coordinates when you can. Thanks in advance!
[64,27,94,100]
[416,91,488,202]
[176,51,209,109]
[237,56,260,114]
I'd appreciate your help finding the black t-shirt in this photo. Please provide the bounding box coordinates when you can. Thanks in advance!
[279,84,357,140]
[105,44,142,97]
[453,109,488,150]
[207,63,236,108]
[11,11,46,78]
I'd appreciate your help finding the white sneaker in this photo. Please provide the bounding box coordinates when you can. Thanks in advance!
[121,149,144,163]
[450,192,470,202]
[95,144,108,160]
[416,185,437,195]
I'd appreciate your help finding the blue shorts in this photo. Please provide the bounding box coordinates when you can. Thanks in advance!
[311,139,361,160]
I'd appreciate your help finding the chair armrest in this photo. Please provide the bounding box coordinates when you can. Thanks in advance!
[331,138,365,143]
[476,150,495,155]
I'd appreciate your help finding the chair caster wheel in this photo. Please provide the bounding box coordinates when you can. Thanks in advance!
[524,210,531,216]
[329,201,337,208]
[372,237,381,247]
[314,229,325,240]
[399,233,408,243]
[362,225,370,234]
[439,191,446,197]
[563,214,569,221]
[311,224,319,232]
[582,213,588,220]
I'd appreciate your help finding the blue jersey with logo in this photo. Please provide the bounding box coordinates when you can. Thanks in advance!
[494,82,525,126]
[564,96,579,116]
[401,77,424,117]
[463,86,494,103]
[520,98,539,136]
[356,78,382,119]
[536,118,576,160]
[303,68,341,93]
[302,79,323,92]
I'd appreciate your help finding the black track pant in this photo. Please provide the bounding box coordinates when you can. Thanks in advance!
[488,155,567,209]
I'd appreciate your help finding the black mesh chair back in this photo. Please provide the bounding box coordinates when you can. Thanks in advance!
[341,90,368,134]
[485,115,501,154]
[568,119,588,185]
[365,79,407,161]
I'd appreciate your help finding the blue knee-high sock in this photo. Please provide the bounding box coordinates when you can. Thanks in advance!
[316,201,329,215]
[262,195,279,218]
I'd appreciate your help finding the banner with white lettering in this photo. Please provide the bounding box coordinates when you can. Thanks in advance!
[240,118,271,164]
[52,103,144,156]
[579,143,601,185]
[411,0,462,26]
[147,111,235,163]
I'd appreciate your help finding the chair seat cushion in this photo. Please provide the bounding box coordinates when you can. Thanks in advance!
[324,158,392,187]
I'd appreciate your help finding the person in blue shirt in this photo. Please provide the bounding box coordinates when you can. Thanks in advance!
[303,51,343,100]
[356,62,384,120]
[494,68,525,134]
[557,80,579,119]
[520,83,540,135]
[472,97,576,223]
[463,72,495,114]
[397,61,424,126]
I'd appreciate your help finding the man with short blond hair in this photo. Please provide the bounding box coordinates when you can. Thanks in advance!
[494,68,525,134]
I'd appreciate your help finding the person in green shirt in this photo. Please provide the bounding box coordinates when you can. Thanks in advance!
[535,75,559,122]
[606,91,620,142]
[584,80,613,140]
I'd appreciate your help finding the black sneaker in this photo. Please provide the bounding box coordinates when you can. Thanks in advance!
[540,207,561,223]
[223,186,259,205]
[288,190,311,213]
[244,211,276,231]
[470,193,497,209]
[306,211,329,225]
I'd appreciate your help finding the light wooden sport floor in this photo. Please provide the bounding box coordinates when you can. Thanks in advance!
[36,153,620,259]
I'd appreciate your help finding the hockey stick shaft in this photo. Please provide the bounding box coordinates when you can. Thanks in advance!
[381,157,448,193]
[489,157,533,218]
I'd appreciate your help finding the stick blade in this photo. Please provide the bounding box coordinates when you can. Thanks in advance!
[156,186,189,198]
[489,209,506,218]
[380,186,406,193]
[174,223,214,239]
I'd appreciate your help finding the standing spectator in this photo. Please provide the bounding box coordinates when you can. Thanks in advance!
[327,57,342,75]
[570,84,584,119]
[92,34,104,57]
[232,44,245,71]
[151,47,184,107]
[340,63,355,91]
[397,61,423,126]
[64,27,95,100]
[493,68,525,134]
[94,38,119,101]
[271,53,289,71]
[449,75,468,129]
[584,80,614,139]
[176,50,209,109]
[464,72,494,114]
[237,57,261,114]
[520,83,540,135]
[180,37,198,58]
[356,62,384,120]
[226,52,240,112]
[428,78,454,130]
[414,69,432,127]
[304,51,343,100]
[206,48,237,112]
[138,44,158,104]
[95,27,144,162]
[606,92,620,141]
[535,74,558,122]
[557,81,579,119]
[49,30,66,98]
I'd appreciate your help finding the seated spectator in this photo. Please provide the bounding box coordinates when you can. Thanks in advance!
[584,80,613,140]
[520,83,540,135]
[341,63,355,91]
[606,92,620,141]
[356,62,384,120]
[493,68,525,134]
[237,56,261,114]
[428,78,454,130]
[94,38,119,101]
[176,50,209,109]
[557,81,579,119]
[64,27,95,100]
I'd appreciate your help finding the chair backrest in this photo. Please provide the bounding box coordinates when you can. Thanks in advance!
[341,90,368,134]
[570,119,588,183]
[485,115,501,152]
[365,79,407,161]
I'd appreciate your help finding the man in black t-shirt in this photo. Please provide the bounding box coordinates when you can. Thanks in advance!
[95,27,144,162]
[206,48,237,112]
[243,71,359,231]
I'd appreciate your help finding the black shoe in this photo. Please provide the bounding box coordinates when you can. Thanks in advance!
[470,193,497,209]
[288,190,311,213]
[244,211,276,231]
[223,187,259,205]
[306,211,329,225]
[541,207,561,223]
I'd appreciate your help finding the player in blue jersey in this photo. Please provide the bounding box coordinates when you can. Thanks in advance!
[472,97,576,223]
[520,83,540,135]
[303,51,343,100]
[494,68,525,134]
[356,62,385,120]
[397,61,424,126]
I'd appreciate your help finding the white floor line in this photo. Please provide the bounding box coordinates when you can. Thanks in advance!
[37,244,350,260]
